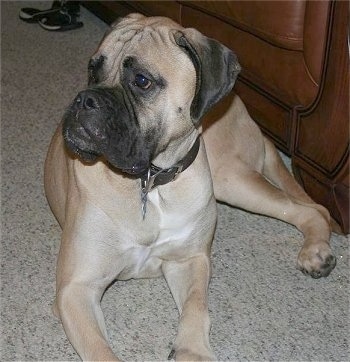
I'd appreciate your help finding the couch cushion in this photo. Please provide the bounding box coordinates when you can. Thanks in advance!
[181,5,319,106]
[124,1,182,22]
[182,1,305,51]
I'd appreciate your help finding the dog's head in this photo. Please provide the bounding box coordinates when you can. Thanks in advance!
[63,13,241,175]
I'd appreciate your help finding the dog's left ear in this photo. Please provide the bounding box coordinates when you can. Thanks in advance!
[174,29,241,126]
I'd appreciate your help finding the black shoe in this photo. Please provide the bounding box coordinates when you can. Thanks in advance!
[38,2,83,32]
[38,10,83,31]
[19,1,61,23]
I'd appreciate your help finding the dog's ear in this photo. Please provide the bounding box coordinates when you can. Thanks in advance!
[174,29,241,126]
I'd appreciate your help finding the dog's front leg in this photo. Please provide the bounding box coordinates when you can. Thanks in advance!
[55,281,119,361]
[162,255,216,361]
[54,230,121,361]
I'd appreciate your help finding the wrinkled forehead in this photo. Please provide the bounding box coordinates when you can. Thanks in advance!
[97,15,184,58]
[92,15,194,85]
[102,14,183,46]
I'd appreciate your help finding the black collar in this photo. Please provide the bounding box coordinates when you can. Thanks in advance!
[140,136,201,194]
[139,136,201,218]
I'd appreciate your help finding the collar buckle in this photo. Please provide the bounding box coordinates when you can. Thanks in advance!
[141,168,155,195]
[139,136,200,219]
[172,164,183,181]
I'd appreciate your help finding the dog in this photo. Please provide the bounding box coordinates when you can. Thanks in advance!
[44,13,337,361]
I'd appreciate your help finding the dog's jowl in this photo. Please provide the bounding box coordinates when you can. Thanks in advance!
[45,13,336,361]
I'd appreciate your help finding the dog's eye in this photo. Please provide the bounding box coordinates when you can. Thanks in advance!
[133,74,152,90]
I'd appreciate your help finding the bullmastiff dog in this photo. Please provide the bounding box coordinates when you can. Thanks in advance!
[44,13,337,361]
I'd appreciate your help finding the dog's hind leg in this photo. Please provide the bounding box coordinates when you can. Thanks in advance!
[162,255,216,361]
[261,138,315,203]
[262,138,342,233]
[212,155,336,278]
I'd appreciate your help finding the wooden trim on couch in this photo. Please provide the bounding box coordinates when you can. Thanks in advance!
[291,0,349,232]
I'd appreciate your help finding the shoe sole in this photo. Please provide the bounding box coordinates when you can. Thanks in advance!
[19,8,60,22]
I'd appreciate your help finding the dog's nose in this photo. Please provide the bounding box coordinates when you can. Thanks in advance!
[74,90,99,110]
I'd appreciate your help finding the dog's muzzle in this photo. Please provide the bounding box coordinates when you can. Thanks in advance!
[62,87,154,174]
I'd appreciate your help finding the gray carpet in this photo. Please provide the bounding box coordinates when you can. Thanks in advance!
[1,2,349,361]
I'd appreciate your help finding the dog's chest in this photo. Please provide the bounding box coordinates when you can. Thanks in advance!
[147,189,195,244]
[117,185,216,280]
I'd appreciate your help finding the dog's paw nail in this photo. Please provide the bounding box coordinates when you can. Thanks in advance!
[324,254,337,268]
[168,349,175,360]
[310,270,322,279]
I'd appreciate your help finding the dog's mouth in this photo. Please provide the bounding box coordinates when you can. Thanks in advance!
[63,122,151,175]
[63,125,101,163]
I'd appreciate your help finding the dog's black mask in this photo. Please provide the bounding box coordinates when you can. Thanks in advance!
[62,86,155,175]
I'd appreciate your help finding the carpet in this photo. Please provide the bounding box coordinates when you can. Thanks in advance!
[1,2,349,361]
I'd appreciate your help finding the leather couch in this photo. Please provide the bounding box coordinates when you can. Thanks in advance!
[83,1,349,233]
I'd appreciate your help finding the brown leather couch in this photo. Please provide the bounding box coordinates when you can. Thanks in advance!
[83,1,349,233]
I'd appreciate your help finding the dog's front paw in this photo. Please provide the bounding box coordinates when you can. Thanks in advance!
[168,348,217,361]
[297,241,336,278]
